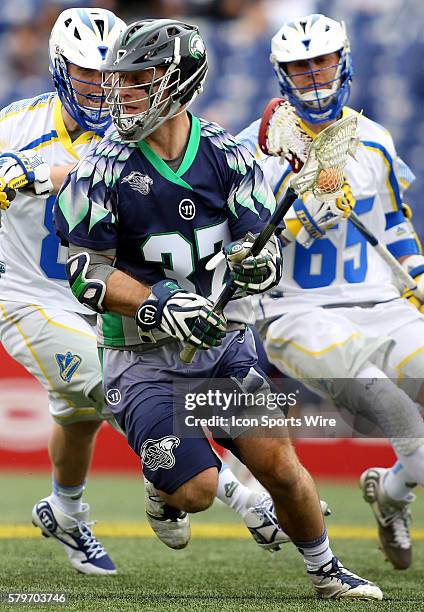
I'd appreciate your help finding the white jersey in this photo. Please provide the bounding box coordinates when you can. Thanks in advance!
[238,107,418,317]
[0,93,102,314]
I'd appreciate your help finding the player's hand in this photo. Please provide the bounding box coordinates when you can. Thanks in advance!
[206,232,283,295]
[402,255,424,313]
[0,178,17,210]
[135,279,227,348]
[281,192,348,248]
[336,178,356,217]
[0,149,53,200]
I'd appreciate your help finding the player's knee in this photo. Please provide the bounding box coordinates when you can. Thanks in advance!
[252,439,303,492]
[59,420,101,439]
[175,467,218,513]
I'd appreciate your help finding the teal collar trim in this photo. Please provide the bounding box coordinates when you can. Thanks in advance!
[137,115,201,190]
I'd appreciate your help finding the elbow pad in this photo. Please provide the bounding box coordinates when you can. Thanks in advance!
[66,252,107,313]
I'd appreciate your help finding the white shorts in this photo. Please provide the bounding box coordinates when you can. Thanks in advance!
[0,301,111,425]
[264,298,424,401]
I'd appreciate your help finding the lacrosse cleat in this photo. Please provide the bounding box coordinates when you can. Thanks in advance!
[32,496,116,575]
[243,493,332,551]
[308,556,383,600]
[360,467,414,570]
[144,477,190,549]
[243,492,290,551]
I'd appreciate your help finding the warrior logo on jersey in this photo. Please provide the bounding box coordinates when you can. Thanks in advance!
[179,198,196,220]
[140,436,180,470]
[55,351,82,382]
[122,171,153,195]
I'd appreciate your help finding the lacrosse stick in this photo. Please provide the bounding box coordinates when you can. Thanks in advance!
[179,99,359,363]
[264,103,418,295]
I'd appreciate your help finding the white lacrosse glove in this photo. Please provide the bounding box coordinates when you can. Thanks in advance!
[402,254,424,313]
[135,279,227,349]
[0,149,53,201]
[281,179,355,248]
[206,232,283,295]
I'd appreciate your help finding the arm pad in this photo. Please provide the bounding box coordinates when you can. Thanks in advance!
[66,249,115,313]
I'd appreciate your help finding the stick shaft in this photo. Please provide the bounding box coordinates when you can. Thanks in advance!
[349,211,417,291]
[179,188,298,364]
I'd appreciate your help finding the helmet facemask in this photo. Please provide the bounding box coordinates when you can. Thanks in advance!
[102,60,184,142]
[273,49,352,124]
[52,54,111,133]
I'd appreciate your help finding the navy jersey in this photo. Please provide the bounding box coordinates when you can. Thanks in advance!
[54,114,276,347]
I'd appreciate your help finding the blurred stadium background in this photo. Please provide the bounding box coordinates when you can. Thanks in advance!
[1,1,424,608]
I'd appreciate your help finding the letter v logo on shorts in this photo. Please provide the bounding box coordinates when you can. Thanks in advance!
[55,351,82,382]
[140,436,180,470]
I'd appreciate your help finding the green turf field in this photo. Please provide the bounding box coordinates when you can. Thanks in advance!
[1,472,423,611]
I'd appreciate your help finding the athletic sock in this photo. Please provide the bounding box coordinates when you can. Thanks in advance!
[383,461,417,502]
[51,477,85,515]
[294,529,333,571]
[216,464,258,518]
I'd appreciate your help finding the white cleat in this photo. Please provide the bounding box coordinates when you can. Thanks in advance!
[360,467,414,570]
[144,477,190,549]
[243,494,332,552]
[32,496,116,575]
[308,556,383,600]
[243,493,290,551]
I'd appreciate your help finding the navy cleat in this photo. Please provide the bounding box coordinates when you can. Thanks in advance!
[32,496,116,575]
[308,556,383,600]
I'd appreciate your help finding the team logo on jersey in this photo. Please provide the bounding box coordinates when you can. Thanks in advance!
[55,351,82,383]
[122,171,153,195]
[189,32,206,59]
[0,260,5,275]
[106,388,121,405]
[179,198,196,220]
[140,436,180,470]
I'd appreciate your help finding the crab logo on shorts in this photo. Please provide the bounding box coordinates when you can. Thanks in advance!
[122,171,153,195]
[55,351,82,383]
[140,436,180,470]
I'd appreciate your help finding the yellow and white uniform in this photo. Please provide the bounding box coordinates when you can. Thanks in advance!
[0,92,109,423]
[238,108,424,399]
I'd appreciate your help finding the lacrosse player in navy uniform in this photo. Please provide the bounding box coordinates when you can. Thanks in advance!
[54,19,382,599]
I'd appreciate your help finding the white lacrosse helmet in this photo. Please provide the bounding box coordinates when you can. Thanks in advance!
[270,14,352,124]
[49,8,126,132]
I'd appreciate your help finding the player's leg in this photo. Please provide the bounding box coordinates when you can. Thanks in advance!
[215,329,382,599]
[216,461,291,551]
[101,346,224,549]
[266,306,424,485]
[359,303,424,568]
[0,302,116,574]
[234,415,382,599]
